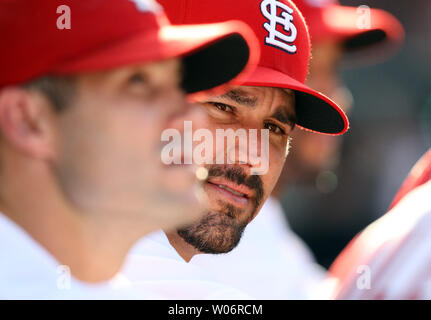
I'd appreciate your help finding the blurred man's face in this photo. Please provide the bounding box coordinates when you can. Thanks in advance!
[53,58,205,230]
[176,86,296,253]
[289,40,352,175]
[307,40,344,100]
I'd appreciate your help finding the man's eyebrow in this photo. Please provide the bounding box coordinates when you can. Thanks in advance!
[270,107,296,127]
[219,89,258,108]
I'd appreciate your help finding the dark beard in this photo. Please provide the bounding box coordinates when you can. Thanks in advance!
[177,205,248,254]
[177,165,264,254]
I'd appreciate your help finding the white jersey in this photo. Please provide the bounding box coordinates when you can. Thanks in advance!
[187,197,326,299]
[122,231,252,299]
[329,179,431,299]
[0,212,155,299]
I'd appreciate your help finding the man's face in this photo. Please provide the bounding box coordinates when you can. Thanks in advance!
[52,58,205,231]
[288,40,352,176]
[176,86,296,253]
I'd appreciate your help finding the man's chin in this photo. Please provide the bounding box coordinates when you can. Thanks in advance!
[177,211,247,254]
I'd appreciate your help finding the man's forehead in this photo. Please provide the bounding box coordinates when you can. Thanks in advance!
[218,86,295,110]
[76,58,181,86]
[221,88,258,107]
[229,85,293,97]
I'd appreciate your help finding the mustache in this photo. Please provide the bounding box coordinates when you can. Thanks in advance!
[206,165,264,209]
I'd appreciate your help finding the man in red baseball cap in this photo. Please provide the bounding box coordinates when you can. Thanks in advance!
[283,0,404,187]
[121,0,350,298]
[0,0,259,298]
[121,0,407,300]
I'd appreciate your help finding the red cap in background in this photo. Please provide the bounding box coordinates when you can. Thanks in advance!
[295,0,405,66]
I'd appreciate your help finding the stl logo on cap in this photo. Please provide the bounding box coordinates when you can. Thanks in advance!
[260,0,298,54]
[130,0,162,13]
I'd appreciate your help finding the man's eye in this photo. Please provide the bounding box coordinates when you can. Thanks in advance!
[264,122,286,135]
[209,102,234,113]
[128,73,147,84]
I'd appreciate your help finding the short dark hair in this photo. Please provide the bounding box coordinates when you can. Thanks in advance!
[22,76,76,112]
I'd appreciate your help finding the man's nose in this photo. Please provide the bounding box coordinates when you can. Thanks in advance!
[225,128,268,172]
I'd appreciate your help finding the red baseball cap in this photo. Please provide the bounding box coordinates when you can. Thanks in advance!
[159,0,349,135]
[0,0,260,95]
[295,0,405,65]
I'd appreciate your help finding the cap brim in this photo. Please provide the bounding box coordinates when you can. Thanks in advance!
[322,5,404,66]
[238,66,349,135]
[52,20,259,95]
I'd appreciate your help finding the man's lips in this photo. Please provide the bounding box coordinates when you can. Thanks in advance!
[207,178,253,198]
[205,177,253,207]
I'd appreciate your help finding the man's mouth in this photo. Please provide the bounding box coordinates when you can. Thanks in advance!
[205,178,253,207]
[216,184,247,197]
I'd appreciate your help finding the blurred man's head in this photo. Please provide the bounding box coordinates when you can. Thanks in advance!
[5,59,200,230]
[286,39,348,181]
[278,0,405,190]
[0,0,258,233]
[159,0,348,256]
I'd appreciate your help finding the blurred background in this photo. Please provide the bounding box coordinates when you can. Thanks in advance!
[280,0,431,268]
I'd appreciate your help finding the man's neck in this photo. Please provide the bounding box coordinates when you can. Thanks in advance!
[165,230,201,262]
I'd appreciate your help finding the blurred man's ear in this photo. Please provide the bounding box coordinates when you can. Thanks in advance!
[0,87,58,159]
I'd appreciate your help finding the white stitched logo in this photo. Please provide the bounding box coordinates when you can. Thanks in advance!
[260,0,297,54]
[130,0,162,13]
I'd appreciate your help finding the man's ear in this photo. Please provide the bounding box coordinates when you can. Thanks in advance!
[0,87,58,159]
